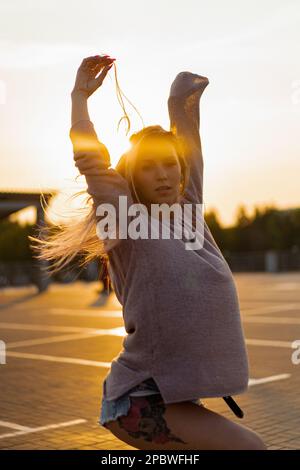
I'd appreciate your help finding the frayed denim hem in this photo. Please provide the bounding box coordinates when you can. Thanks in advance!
[99,393,131,428]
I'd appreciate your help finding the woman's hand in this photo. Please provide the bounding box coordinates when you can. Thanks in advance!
[169,71,209,99]
[71,55,116,99]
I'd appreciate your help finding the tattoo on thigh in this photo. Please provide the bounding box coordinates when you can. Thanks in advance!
[117,395,187,444]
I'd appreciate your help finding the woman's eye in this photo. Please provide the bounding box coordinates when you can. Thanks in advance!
[141,160,176,170]
[142,164,153,170]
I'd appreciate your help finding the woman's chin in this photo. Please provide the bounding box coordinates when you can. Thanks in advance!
[150,191,175,205]
[154,196,173,205]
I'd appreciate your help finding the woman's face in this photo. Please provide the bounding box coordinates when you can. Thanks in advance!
[133,138,182,208]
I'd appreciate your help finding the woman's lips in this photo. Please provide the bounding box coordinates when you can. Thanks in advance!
[155,187,171,192]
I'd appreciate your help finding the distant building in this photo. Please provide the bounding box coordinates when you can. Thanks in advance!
[0,189,56,291]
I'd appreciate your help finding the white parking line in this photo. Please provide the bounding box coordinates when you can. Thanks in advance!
[0,322,122,334]
[0,420,31,431]
[6,351,111,368]
[1,322,126,350]
[242,304,300,315]
[0,419,87,440]
[246,338,294,348]
[6,328,126,349]
[49,308,123,318]
[244,316,300,325]
[6,333,112,349]
[248,373,291,386]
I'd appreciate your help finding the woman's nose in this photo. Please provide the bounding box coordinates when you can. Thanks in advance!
[155,164,168,178]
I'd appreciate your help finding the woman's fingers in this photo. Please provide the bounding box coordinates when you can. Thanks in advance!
[85,57,114,77]
[74,55,115,96]
[96,63,113,81]
[93,61,115,88]
[83,55,113,65]
[94,59,110,75]
[80,56,106,72]
[80,56,98,69]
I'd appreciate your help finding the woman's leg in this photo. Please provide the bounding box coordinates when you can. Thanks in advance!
[104,395,267,450]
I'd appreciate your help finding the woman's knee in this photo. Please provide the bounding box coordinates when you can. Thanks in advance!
[163,401,268,450]
[243,430,267,450]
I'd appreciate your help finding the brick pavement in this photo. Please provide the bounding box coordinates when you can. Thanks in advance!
[0,273,299,450]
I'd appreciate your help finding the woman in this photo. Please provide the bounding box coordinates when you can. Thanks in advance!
[32,54,267,450]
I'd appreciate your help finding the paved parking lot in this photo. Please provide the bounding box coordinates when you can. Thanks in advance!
[0,273,299,450]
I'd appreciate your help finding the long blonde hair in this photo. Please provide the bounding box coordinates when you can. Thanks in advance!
[29,63,190,292]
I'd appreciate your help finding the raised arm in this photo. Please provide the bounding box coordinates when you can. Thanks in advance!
[69,55,134,245]
[167,71,209,204]
[70,54,115,176]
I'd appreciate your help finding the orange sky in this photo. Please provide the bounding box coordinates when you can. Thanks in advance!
[1,0,299,227]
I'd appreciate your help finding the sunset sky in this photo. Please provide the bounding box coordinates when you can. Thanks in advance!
[0,0,299,227]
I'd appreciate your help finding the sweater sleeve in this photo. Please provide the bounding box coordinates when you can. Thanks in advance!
[167,71,209,204]
[69,120,134,245]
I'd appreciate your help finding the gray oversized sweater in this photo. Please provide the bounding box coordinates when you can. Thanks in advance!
[69,71,250,408]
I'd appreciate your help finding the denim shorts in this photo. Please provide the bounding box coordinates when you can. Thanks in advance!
[99,377,205,428]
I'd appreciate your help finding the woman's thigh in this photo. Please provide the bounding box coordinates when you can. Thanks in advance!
[104,395,266,450]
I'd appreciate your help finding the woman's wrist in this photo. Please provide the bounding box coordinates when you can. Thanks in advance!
[71,89,88,100]
[71,89,91,127]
